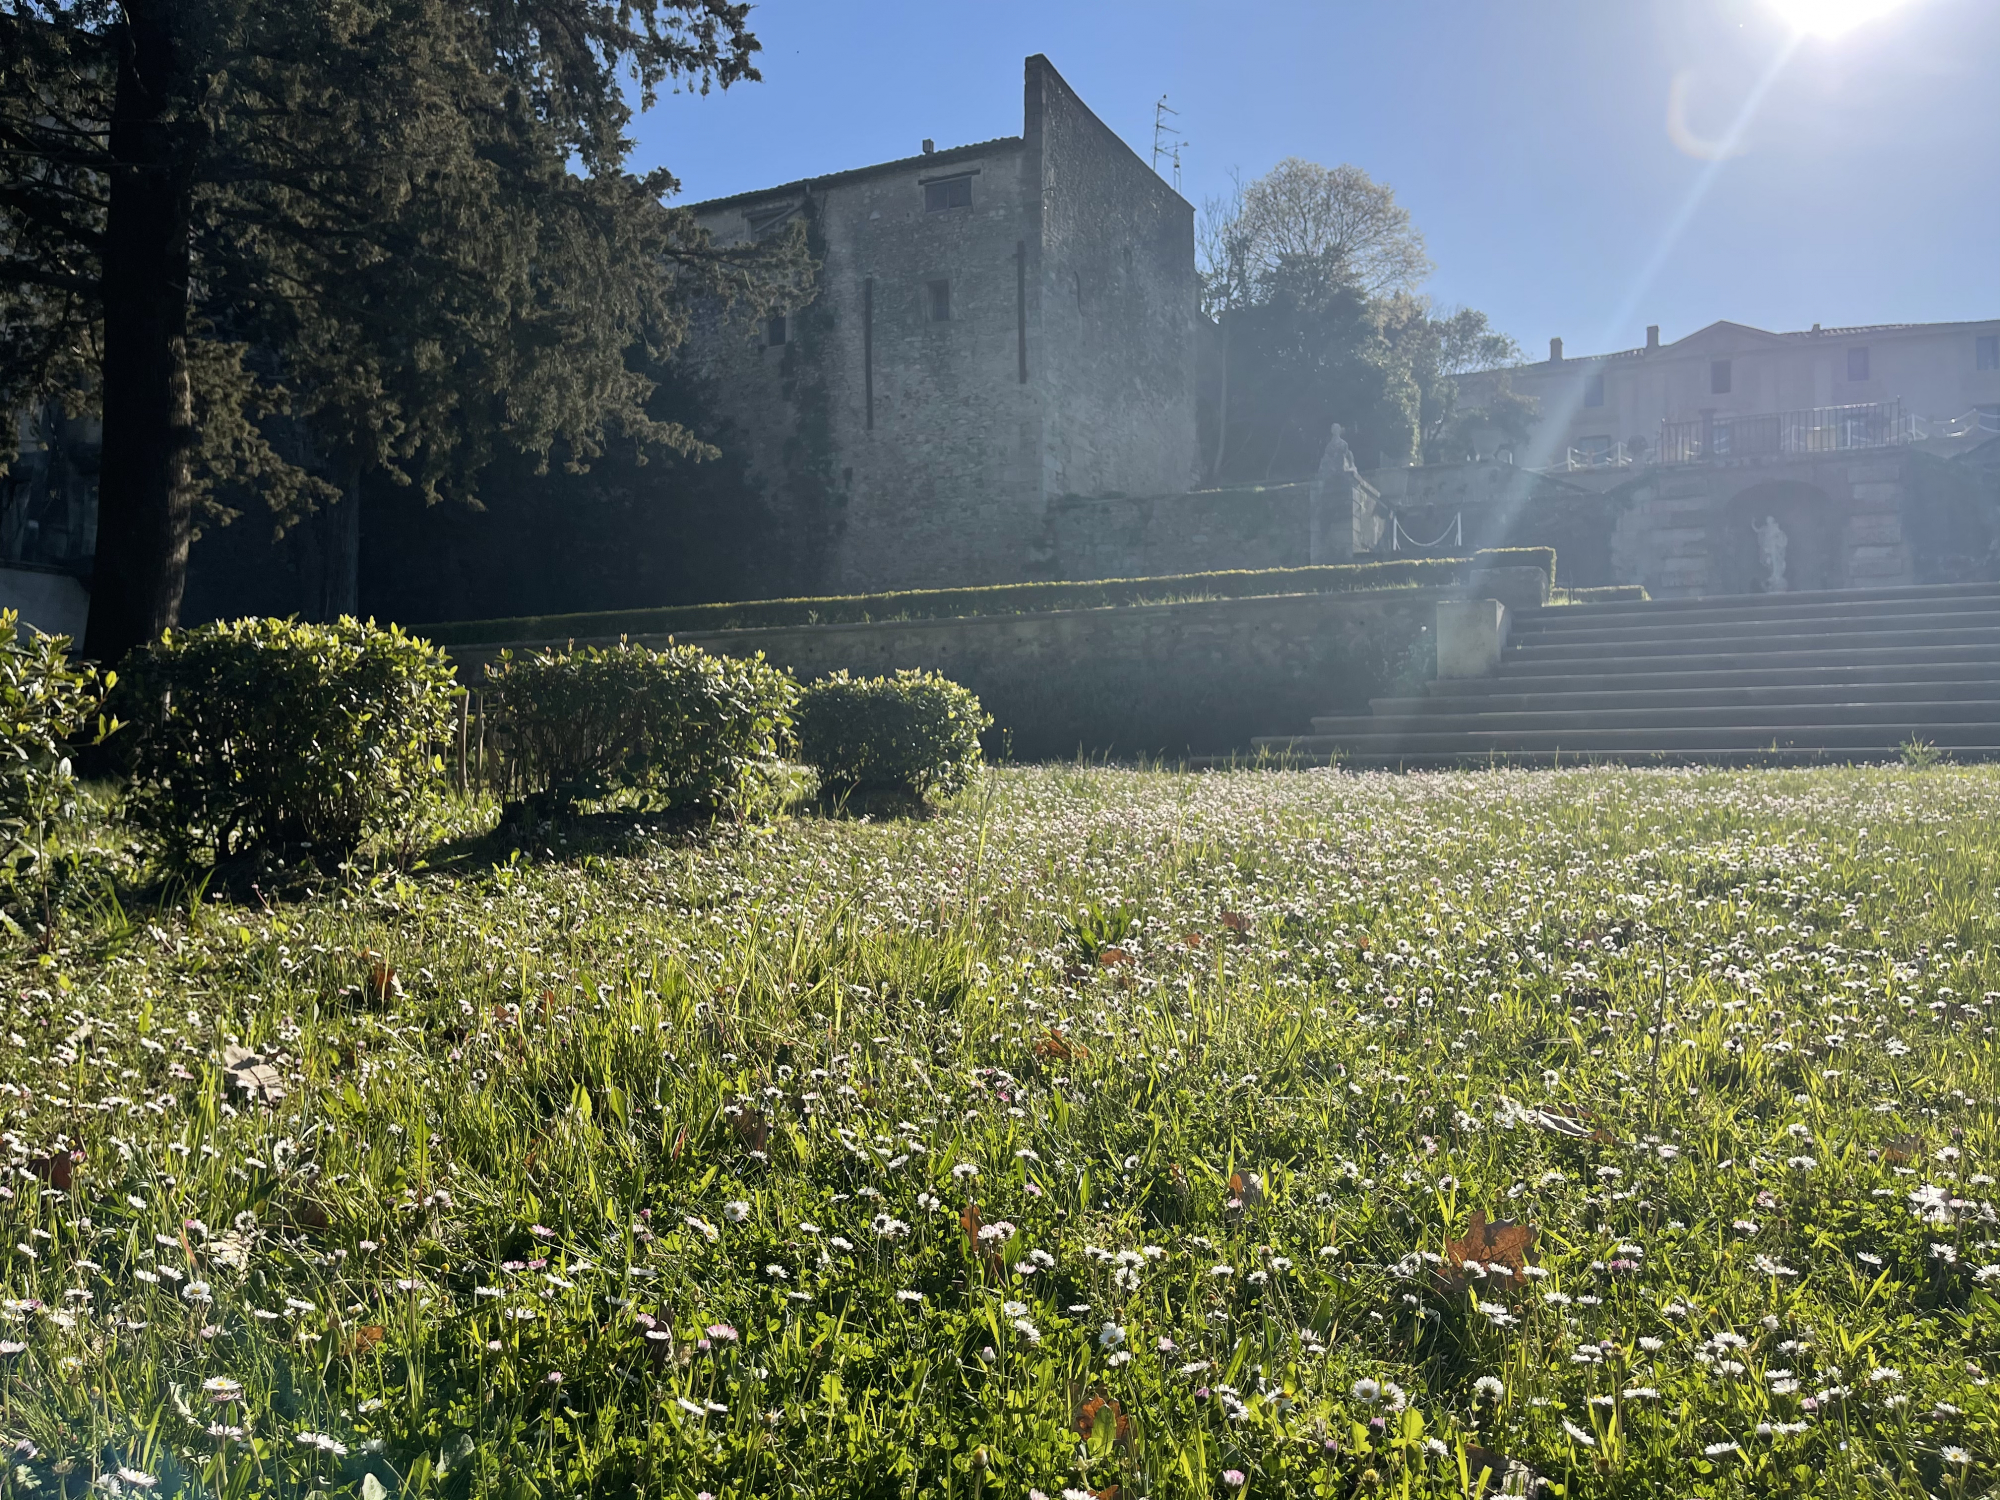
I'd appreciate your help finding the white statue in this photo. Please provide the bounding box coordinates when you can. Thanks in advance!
[1753,514,1788,593]
[1309,423,1359,565]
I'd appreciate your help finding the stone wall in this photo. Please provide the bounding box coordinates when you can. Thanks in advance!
[682,56,1198,599]
[1029,59,1200,508]
[452,587,1449,760]
[1037,477,1380,581]
[1357,450,1999,596]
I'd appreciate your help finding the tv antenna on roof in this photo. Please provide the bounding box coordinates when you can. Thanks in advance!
[1151,95,1184,187]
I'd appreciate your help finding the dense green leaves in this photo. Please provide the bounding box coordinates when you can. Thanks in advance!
[114,615,460,864]
[0,0,809,659]
[795,669,991,802]
[485,639,797,815]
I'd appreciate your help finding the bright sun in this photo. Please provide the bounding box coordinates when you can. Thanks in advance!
[1766,0,1916,37]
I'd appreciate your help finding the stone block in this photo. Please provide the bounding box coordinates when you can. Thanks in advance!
[1436,598,1508,679]
[1465,565,1548,614]
[1848,553,1911,581]
[1844,514,1904,547]
[1849,482,1901,505]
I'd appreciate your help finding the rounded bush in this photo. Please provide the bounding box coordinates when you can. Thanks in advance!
[484,640,797,816]
[794,670,989,801]
[116,617,459,864]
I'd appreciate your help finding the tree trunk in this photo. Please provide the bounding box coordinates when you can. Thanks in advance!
[318,465,362,620]
[83,5,195,666]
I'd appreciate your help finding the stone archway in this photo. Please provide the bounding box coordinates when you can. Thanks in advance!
[1713,479,1840,595]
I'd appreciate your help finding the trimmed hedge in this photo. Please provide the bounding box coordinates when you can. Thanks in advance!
[1470,547,1557,588]
[414,558,1476,646]
[1565,585,1651,604]
[795,671,990,801]
[483,641,796,815]
[116,617,459,864]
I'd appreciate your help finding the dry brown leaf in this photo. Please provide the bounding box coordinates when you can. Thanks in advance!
[351,1324,385,1356]
[1881,1134,1924,1165]
[27,1149,80,1193]
[1435,1209,1539,1297]
[222,1045,287,1105]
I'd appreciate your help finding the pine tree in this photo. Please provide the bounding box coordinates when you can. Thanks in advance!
[0,0,805,663]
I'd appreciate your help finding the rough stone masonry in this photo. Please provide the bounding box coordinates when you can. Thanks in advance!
[684,55,1201,596]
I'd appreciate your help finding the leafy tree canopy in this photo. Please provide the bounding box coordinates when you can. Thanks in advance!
[0,0,806,661]
[1198,159,1521,482]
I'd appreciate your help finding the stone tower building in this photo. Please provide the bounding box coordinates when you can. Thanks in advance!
[685,55,1200,595]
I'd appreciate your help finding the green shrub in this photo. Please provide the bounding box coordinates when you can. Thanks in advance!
[1564,585,1650,604]
[484,641,797,815]
[1469,547,1557,588]
[0,611,117,905]
[116,617,459,865]
[795,670,990,801]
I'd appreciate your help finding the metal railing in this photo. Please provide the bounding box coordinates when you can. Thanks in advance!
[1654,399,1915,466]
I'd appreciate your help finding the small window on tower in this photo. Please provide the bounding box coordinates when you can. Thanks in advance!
[925,279,952,323]
[765,313,788,347]
[1711,359,1732,395]
[923,176,973,211]
[1847,346,1870,382]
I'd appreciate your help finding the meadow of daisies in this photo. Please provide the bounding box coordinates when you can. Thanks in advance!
[1,762,1998,1498]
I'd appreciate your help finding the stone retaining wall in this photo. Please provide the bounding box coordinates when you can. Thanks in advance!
[451,586,1452,759]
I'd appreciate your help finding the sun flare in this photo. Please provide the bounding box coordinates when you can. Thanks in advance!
[1767,0,1916,37]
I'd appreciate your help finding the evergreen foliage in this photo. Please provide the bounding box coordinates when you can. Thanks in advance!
[483,640,797,816]
[0,0,808,663]
[795,670,991,802]
[114,616,459,864]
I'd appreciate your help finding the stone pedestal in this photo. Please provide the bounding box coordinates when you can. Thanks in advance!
[1436,598,1508,679]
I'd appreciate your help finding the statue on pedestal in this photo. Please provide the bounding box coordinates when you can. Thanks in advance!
[1309,422,1358,565]
[1753,514,1789,593]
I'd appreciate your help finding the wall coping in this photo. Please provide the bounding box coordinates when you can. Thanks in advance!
[441,583,1466,666]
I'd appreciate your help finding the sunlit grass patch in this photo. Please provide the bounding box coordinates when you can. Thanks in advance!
[0,763,1997,1497]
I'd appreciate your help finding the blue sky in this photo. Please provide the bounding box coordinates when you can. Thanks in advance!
[627,0,1998,361]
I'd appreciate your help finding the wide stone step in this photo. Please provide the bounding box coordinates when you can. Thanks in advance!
[1311,699,2000,735]
[1375,679,2000,716]
[1208,746,2000,770]
[1513,609,2000,649]
[1521,589,2000,634]
[1507,626,2000,664]
[1525,581,2000,625]
[1498,641,2000,676]
[1253,722,2000,755]
[1428,661,2000,698]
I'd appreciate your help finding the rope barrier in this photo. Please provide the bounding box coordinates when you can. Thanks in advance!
[1390,512,1463,553]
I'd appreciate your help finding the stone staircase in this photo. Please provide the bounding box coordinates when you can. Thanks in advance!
[1253,581,2000,767]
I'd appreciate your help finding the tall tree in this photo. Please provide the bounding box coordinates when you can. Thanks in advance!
[0,0,804,663]
[1227,158,1431,301]
[1382,297,1522,461]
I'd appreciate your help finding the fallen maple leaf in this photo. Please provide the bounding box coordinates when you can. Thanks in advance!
[1435,1209,1539,1297]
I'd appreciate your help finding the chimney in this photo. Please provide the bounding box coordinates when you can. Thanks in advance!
[1646,325,1660,351]
[921,138,936,155]
[1548,336,1563,363]
[1811,322,1821,334]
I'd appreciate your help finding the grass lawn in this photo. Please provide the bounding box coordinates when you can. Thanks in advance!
[3,763,1999,1499]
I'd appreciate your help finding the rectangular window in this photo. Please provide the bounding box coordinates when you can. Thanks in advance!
[1978,334,2000,371]
[1711,359,1732,395]
[1847,346,1870,382]
[925,279,951,323]
[923,177,973,212]
[1583,372,1605,408]
[764,313,787,348]
[1575,435,1613,461]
